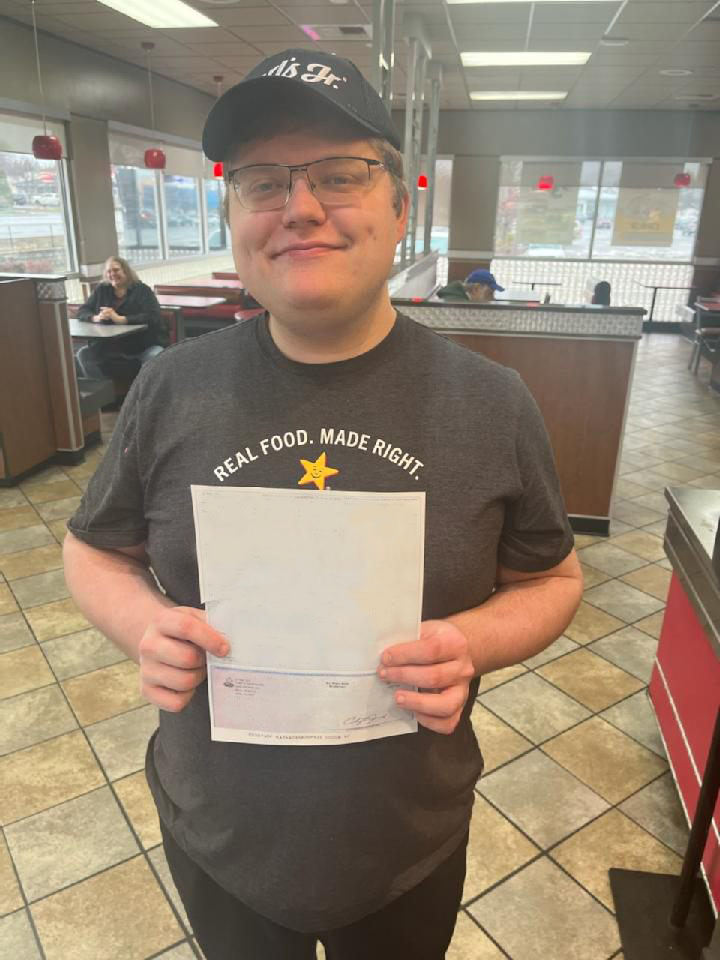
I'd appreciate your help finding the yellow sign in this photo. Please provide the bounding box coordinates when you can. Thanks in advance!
[612,189,678,247]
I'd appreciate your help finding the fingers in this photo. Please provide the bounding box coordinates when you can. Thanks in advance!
[381,620,466,668]
[151,607,228,658]
[395,685,469,736]
[141,681,197,714]
[378,658,472,690]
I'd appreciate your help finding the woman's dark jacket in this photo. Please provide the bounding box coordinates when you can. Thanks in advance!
[76,281,164,353]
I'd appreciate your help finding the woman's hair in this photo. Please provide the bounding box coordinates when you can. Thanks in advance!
[222,95,408,221]
[103,255,140,286]
[592,280,611,306]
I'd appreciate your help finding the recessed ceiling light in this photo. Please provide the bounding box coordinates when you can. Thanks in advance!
[660,68,693,77]
[461,52,591,67]
[471,91,567,100]
[97,0,216,28]
[599,37,629,47]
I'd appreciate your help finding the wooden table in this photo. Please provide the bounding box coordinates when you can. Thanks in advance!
[155,294,227,341]
[70,319,147,339]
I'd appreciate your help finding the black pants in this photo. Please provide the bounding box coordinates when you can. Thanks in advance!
[160,822,468,960]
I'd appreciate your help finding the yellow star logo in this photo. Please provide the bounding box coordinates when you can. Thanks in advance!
[298,452,339,491]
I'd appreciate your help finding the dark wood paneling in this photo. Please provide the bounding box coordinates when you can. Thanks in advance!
[445,333,634,518]
[0,280,56,478]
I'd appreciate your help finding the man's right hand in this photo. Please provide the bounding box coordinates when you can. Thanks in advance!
[138,607,229,712]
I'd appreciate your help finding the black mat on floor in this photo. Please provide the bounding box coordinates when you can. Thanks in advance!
[609,869,715,960]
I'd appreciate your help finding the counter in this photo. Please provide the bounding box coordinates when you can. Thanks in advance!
[649,487,720,916]
[393,298,646,534]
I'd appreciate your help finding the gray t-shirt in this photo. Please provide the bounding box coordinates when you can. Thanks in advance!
[68,312,573,932]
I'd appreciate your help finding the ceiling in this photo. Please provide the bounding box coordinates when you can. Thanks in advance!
[3,0,720,111]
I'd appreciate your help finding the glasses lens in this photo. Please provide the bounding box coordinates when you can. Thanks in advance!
[233,166,291,210]
[308,158,372,202]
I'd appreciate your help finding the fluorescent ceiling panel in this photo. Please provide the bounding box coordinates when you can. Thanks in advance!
[462,52,591,66]
[470,91,567,100]
[449,0,612,3]
[97,0,216,29]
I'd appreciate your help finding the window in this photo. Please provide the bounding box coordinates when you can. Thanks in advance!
[163,174,201,258]
[415,156,453,255]
[112,165,161,264]
[204,179,227,251]
[0,114,76,274]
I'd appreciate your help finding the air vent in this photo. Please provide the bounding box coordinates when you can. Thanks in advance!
[302,24,373,41]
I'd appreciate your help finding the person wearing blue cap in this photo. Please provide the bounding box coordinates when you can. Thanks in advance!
[437,268,505,303]
[64,46,582,960]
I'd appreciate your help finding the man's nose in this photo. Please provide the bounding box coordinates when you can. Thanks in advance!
[281,171,326,224]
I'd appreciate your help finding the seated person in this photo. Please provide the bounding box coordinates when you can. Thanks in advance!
[591,280,611,306]
[75,256,164,380]
[436,268,504,303]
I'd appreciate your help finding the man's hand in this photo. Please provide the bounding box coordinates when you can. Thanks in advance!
[138,607,228,712]
[378,620,474,735]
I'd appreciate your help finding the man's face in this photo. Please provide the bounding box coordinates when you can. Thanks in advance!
[467,283,493,303]
[227,129,408,332]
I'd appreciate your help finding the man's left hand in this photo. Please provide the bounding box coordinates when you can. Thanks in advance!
[378,620,475,735]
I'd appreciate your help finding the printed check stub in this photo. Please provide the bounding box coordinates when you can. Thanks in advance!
[191,485,426,745]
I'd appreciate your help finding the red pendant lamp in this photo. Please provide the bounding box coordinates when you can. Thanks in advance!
[142,43,166,170]
[674,172,691,188]
[536,175,554,192]
[30,0,62,160]
[417,173,428,190]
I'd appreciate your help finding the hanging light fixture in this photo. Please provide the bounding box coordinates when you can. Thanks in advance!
[30,0,62,160]
[536,175,554,191]
[674,172,691,188]
[212,76,224,177]
[417,173,428,190]
[142,42,166,169]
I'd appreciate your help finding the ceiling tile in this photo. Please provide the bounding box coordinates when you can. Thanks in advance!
[277,5,371,26]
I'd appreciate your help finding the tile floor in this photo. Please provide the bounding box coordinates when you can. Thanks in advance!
[1,333,719,959]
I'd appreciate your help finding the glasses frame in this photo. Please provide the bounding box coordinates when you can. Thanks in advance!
[226,156,386,211]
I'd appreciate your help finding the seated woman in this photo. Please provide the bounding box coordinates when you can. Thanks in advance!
[75,256,164,380]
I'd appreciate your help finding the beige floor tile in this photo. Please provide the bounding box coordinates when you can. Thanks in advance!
[614,478,650,499]
[0,730,104,825]
[157,945,196,960]
[0,583,19,616]
[10,570,69,610]
[31,856,182,960]
[576,543,648,577]
[42,628,126,680]
[650,461,709,482]
[635,613,667,646]
[46,519,69,544]
[0,613,35,654]
[584,580,665,623]
[479,673,590,744]
[543,717,667,805]
[24,598,90,643]
[469,857,619,960]
[523,634,578,669]
[620,772,689,856]
[463,796,538,901]
[609,530,666,563]
[5,786,139,902]
[35,498,82,523]
[478,663,527,692]
[589,625,658,684]
[0,832,23,914]
[613,501,665,528]
[0,545,63,581]
[0,488,28,509]
[115,771,162,848]
[620,563,672,602]
[471,702,531,773]
[20,480,81,505]
[0,646,54,701]
[580,564,610,589]
[0,525,54,556]
[565,602,625,645]
[0,685,77,756]
[85,703,158,781]
[574,534,601,549]
[448,911,506,959]
[19,467,69,487]
[63,660,144,726]
[0,507,42,533]
[551,809,682,909]
[641,519,668,538]
[0,909,42,960]
[478,750,608,848]
[537,648,644,712]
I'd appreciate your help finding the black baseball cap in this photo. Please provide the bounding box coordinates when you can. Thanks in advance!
[202,48,401,162]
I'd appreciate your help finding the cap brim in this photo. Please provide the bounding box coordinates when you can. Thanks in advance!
[203,77,397,161]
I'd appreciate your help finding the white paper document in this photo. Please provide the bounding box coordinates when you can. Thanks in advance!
[191,485,425,745]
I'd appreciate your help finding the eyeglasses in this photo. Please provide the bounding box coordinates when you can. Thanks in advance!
[227,156,386,212]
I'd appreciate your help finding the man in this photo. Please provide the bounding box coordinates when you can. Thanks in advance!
[64,49,583,960]
[436,267,504,303]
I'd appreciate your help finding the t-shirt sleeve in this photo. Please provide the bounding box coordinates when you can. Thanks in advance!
[67,376,148,548]
[498,377,575,572]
